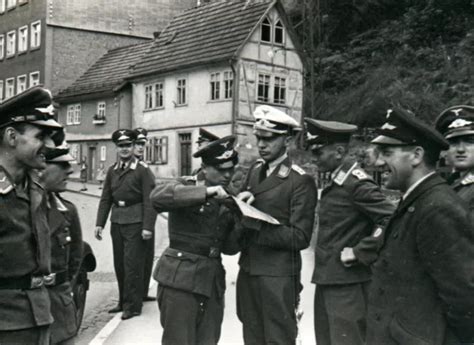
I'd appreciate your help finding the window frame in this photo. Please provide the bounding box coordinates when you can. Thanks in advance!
[176,78,187,106]
[0,80,4,103]
[274,20,285,45]
[30,20,41,49]
[223,71,233,99]
[5,78,14,99]
[154,81,164,108]
[67,103,81,125]
[29,71,40,87]
[100,146,106,161]
[6,0,16,10]
[210,72,221,101]
[0,35,4,60]
[260,17,272,43]
[16,75,26,94]
[6,30,16,57]
[273,76,286,105]
[257,73,271,103]
[18,25,28,53]
[97,101,106,118]
[0,0,6,13]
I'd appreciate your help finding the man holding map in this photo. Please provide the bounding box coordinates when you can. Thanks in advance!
[236,105,318,345]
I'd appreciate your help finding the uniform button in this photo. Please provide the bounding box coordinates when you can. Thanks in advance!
[64,227,69,231]
[408,206,415,213]
[177,252,182,257]
[200,302,204,306]
[66,236,72,242]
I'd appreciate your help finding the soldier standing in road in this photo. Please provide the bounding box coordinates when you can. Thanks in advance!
[133,127,157,302]
[150,135,240,345]
[368,107,474,344]
[435,105,474,212]
[236,105,318,345]
[304,118,395,345]
[0,87,63,344]
[95,129,157,320]
[39,143,83,345]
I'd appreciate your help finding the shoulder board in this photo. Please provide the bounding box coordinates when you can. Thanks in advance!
[351,168,371,181]
[291,164,306,175]
[461,173,474,186]
[138,161,149,168]
[277,164,291,178]
[0,171,14,194]
[333,170,347,186]
[113,162,119,170]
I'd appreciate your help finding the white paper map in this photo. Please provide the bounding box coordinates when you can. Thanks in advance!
[232,196,280,225]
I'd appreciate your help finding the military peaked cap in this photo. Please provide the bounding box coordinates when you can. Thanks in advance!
[197,127,220,144]
[253,105,300,137]
[304,118,357,150]
[44,141,74,162]
[372,107,448,151]
[435,105,474,139]
[0,86,62,129]
[112,129,136,145]
[133,127,148,142]
[193,135,238,168]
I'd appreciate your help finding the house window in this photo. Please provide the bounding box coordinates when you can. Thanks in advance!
[6,31,15,57]
[31,21,41,49]
[144,84,153,109]
[146,137,168,164]
[18,0,27,4]
[0,35,4,60]
[0,0,5,13]
[257,74,270,102]
[224,71,233,99]
[70,144,79,161]
[260,17,271,42]
[67,104,81,125]
[154,82,163,108]
[17,75,26,94]
[274,20,284,44]
[18,26,28,52]
[177,78,187,105]
[97,101,106,118]
[179,133,192,175]
[100,146,106,161]
[0,81,4,102]
[274,76,286,104]
[6,0,15,9]
[210,73,220,100]
[5,78,14,98]
[29,71,40,86]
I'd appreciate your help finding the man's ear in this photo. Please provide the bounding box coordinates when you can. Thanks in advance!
[3,127,17,147]
[411,146,425,167]
[284,135,293,147]
[335,144,347,159]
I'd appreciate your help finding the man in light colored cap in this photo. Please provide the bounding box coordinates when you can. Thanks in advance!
[305,118,395,345]
[150,135,240,345]
[38,142,84,345]
[0,86,63,344]
[95,129,157,320]
[435,105,474,211]
[235,105,318,345]
[368,107,474,345]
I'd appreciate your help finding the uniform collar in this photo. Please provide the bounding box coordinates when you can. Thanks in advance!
[331,162,358,186]
[460,171,474,186]
[267,153,288,175]
[403,171,436,200]
[47,193,68,212]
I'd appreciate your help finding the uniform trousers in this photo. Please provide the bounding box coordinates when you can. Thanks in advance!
[48,282,77,345]
[314,282,369,345]
[142,232,155,298]
[0,325,50,345]
[236,270,299,345]
[111,222,146,313]
[157,284,224,345]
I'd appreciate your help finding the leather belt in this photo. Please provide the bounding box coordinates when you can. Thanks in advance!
[0,275,46,290]
[44,271,69,287]
[170,239,221,258]
[113,200,141,207]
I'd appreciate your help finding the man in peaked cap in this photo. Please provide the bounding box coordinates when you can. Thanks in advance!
[132,127,157,302]
[234,105,318,345]
[305,118,395,345]
[435,105,474,212]
[95,129,157,320]
[38,143,84,345]
[150,135,241,345]
[367,107,474,345]
[0,86,63,344]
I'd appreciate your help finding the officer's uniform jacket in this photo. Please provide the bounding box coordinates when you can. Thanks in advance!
[238,157,318,276]
[151,175,237,298]
[367,173,474,345]
[0,167,53,330]
[47,193,84,343]
[96,157,156,230]
[312,161,396,285]
[451,172,474,214]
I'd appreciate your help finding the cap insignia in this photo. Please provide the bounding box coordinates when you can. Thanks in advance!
[35,104,55,115]
[448,118,472,129]
[255,118,277,129]
[215,149,234,160]
[386,109,393,119]
[452,108,463,116]
[306,132,318,141]
[381,123,396,130]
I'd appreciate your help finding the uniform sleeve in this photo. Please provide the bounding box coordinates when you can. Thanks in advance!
[67,203,84,281]
[417,205,474,342]
[350,180,396,265]
[150,179,207,212]
[95,167,113,227]
[141,167,158,231]
[255,174,318,250]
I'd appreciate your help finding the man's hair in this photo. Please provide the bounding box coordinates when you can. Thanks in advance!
[0,123,28,143]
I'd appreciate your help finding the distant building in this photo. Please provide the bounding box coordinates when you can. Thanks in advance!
[55,0,305,181]
[0,0,197,100]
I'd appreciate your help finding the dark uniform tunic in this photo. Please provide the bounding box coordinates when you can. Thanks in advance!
[237,158,318,345]
[0,167,53,344]
[47,194,83,344]
[367,173,474,345]
[151,175,238,345]
[96,157,157,313]
[451,172,474,214]
[312,161,395,345]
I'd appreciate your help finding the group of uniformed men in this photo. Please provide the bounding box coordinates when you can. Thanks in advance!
[0,83,473,345]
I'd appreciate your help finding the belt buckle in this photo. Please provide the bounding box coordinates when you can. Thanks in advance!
[30,276,44,289]
[43,273,56,286]
[118,201,126,207]
[209,247,220,258]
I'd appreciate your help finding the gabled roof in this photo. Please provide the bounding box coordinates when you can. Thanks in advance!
[128,0,274,79]
[56,41,153,100]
